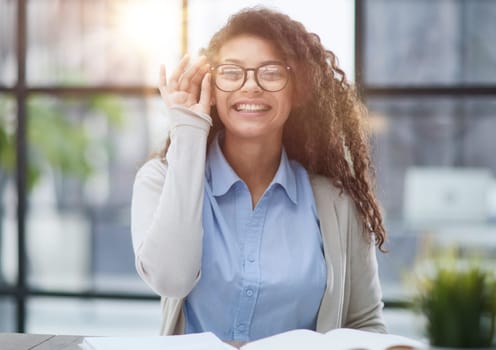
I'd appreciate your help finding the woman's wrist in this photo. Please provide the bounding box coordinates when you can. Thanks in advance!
[169,105,212,131]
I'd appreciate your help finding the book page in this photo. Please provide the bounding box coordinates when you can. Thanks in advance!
[240,328,426,350]
[323,328,426,350]
[80,332,235,350]
[80,329,426,350]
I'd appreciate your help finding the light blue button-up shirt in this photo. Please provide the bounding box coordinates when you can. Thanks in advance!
[184,133,326,341]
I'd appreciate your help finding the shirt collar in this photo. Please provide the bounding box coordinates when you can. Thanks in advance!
[207,132,242,197]
[206,132,298,204]
[271,148,298,204]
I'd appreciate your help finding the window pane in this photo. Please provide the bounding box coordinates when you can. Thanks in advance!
[0,297,16,332]
[368,97,496,300]
[27,0,182,86]
[188,0,355,80]
[369,97,496,220]
[0,0,16,86]
[27,297,161,336]
[26,95,167,294]
[0,95,18,287]
[364,0,496,85]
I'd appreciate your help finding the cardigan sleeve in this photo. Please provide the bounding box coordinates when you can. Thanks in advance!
[131,106,212,298]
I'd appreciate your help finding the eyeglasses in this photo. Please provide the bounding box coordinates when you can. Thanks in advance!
[211,62,292,92]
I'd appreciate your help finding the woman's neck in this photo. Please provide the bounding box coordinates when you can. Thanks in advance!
[221,133,282,208]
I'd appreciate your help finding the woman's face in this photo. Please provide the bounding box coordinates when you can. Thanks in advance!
[212,35,293,142]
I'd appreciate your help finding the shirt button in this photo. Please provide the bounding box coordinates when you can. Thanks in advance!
[247,256,255,263]
[246,288,254,297]
[237,324,246,332]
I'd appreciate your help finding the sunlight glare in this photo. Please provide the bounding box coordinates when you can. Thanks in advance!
[115,0,178,60]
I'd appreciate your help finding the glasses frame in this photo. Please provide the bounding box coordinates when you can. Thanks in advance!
[211,62,292,92]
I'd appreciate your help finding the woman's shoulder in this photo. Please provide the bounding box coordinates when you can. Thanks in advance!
[308,173,354,209]
[288,161,348,201]
[135,157,168,180]
[309,173,342,196]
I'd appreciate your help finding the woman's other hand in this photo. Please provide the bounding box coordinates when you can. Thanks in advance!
[159,55,212,115]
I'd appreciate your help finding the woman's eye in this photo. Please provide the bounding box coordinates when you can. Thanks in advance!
[220,69,243,80]
[260,67,284,80]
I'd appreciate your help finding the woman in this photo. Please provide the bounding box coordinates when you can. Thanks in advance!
[131,7,387,341]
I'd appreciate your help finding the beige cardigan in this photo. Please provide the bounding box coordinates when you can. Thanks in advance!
[158,175,386,335]
[131,107,386,337]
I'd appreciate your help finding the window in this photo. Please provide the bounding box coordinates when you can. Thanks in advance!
[0,0,179,334]
[2,0,494,338]
[360,0,496,336]
[0,0,354,335]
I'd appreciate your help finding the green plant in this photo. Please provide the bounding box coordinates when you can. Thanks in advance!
[0,94,123,189]
[414,256,496,348]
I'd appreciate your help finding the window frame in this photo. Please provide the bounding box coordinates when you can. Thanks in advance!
[2,0,496,332]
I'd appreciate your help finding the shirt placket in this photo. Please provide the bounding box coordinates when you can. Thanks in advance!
[233,189,270,340]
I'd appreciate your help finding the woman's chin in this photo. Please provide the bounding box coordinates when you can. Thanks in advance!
[225,125,277,141]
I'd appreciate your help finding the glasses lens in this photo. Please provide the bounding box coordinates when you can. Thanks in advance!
[257,64,288,92]
[214,65,244,91]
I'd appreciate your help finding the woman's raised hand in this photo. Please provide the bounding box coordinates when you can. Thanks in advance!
[159,55,212,115]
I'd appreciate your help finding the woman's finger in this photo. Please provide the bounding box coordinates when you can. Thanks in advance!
[159,64,167,89]
[198,73,211,113]
[189,63,210,101]
[168,54,190,92]
[178,56,207,91]
[191,62,210,85]
[158,64,168,101]
[158,64,172,106]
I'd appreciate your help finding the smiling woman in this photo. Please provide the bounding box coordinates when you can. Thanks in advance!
[131,6,387,343]
[210,35,294,147]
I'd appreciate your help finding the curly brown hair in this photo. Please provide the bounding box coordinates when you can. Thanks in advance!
[202,7,386,251]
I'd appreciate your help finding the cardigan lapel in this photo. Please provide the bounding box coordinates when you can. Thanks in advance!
[310,175,346,331]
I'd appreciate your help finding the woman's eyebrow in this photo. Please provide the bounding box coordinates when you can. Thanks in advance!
[221,58,284,65]
[222,58,243,64]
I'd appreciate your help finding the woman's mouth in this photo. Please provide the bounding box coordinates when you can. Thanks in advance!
[233,103,271,112]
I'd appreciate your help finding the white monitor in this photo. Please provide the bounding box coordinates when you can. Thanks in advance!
[403,167,492,225]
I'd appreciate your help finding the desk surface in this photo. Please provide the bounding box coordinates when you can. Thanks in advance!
[0,333,245,349]
[0,333,84,350]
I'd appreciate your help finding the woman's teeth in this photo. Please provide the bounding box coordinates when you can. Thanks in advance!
[234,103,270,112]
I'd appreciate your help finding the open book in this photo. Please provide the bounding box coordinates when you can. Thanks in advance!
[80,328,426,350]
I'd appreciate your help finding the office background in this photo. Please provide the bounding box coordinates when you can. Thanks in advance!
[1,0,495,338]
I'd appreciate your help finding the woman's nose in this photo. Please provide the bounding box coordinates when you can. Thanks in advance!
[241,71,262,92]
